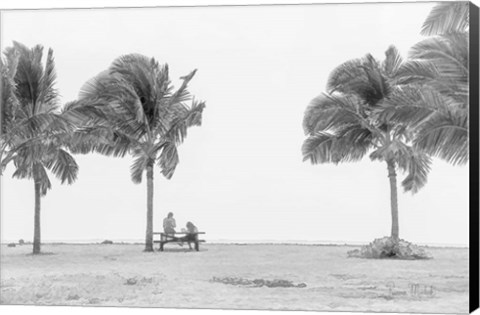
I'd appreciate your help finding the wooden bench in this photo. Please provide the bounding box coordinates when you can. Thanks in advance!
[153,232,206,251]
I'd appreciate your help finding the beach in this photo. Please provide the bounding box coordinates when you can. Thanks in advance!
[0,243,469,313]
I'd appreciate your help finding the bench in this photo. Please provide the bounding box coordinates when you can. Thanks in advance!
[153,232,206,251]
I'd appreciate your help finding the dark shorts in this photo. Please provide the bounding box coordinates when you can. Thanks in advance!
[184,234,196,242]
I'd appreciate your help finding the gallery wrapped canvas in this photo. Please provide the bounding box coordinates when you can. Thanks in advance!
[0,0,478,314]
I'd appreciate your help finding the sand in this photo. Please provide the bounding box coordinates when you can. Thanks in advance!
[0,243,469,313]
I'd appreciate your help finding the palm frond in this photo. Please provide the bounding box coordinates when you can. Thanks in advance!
[37,48,59,112]
[83,72,151,136]
[110,54,156,100]
[327,54,390,106]
[151,63,173,132]
[414,110,469,165]
[63,126,112,154]
[410,34,468,84]
[378,85,424,119]
[7,42,46,115]
[93,141,132,158]
[421,2,469,36]
[302,132,337,164]
[2,48,20,79]
[78,70,112,100]
[91,129,139,158]
[154,64,172,101]
[158,142,179,179]
[302,128,371,165]
[81,71,145,118]
[397,150,432,194]
[382,45,403,77]
[0,149,15,173]
[110,54,156,123]
[327,58,365,93]
[0,52,19,134]
[130,151,149,184]
[163,99,205,144]
[394,59,439,85]
[3,111,74,150]
[60,98,108,127]
[302,93,367,135]
[168,69,197,107]
[32,163,52,196]
[11,159,33,179]
[379,86,456,128]
[44,148,78,184]
[12,162,51,196]
[11,140,47,168]
[369,139,411,162]
[361,54,391,105]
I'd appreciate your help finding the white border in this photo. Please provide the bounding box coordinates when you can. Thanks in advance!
[0,1,478,315]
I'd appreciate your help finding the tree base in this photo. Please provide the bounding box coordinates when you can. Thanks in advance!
[347,237,431,260]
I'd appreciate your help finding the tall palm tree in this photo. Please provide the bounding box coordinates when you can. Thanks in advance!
[1,42,79,254]
[302,46,434,239]
[388,2,470,165]
[77,54,205,252]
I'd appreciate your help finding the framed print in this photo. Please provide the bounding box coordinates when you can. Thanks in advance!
[0,0,479,314]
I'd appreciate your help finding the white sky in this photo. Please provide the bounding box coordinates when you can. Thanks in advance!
[0,1,470,246]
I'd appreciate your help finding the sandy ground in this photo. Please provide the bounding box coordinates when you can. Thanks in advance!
[0,243,469,313]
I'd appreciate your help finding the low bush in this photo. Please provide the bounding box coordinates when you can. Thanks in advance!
[347,237,431,260]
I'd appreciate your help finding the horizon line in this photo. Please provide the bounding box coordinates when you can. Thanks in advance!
[0,238,469,249]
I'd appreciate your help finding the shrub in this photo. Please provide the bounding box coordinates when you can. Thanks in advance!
[347,237,431,260]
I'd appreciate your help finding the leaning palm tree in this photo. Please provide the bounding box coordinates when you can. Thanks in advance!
[303,46,434,240]
[76,54,205,252]
[1,42,79,254]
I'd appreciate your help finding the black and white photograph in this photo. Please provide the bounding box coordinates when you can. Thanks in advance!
[0,0,478,314]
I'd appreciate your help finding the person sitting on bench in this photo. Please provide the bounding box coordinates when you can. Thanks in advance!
[180,221,199,250]
[163,212,177,237]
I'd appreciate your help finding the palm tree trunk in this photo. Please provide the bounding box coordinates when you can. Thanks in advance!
[386,159,399,240]
[33,176,41,254]
[144,160,154,252]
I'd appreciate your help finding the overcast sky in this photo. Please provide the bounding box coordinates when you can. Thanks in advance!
[0,1,470,246]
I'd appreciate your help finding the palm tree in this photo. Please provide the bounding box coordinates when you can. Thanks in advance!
[388,2,470,165]
[302,46,434,240]
[1,42,79,254]
[76,54,205,252]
